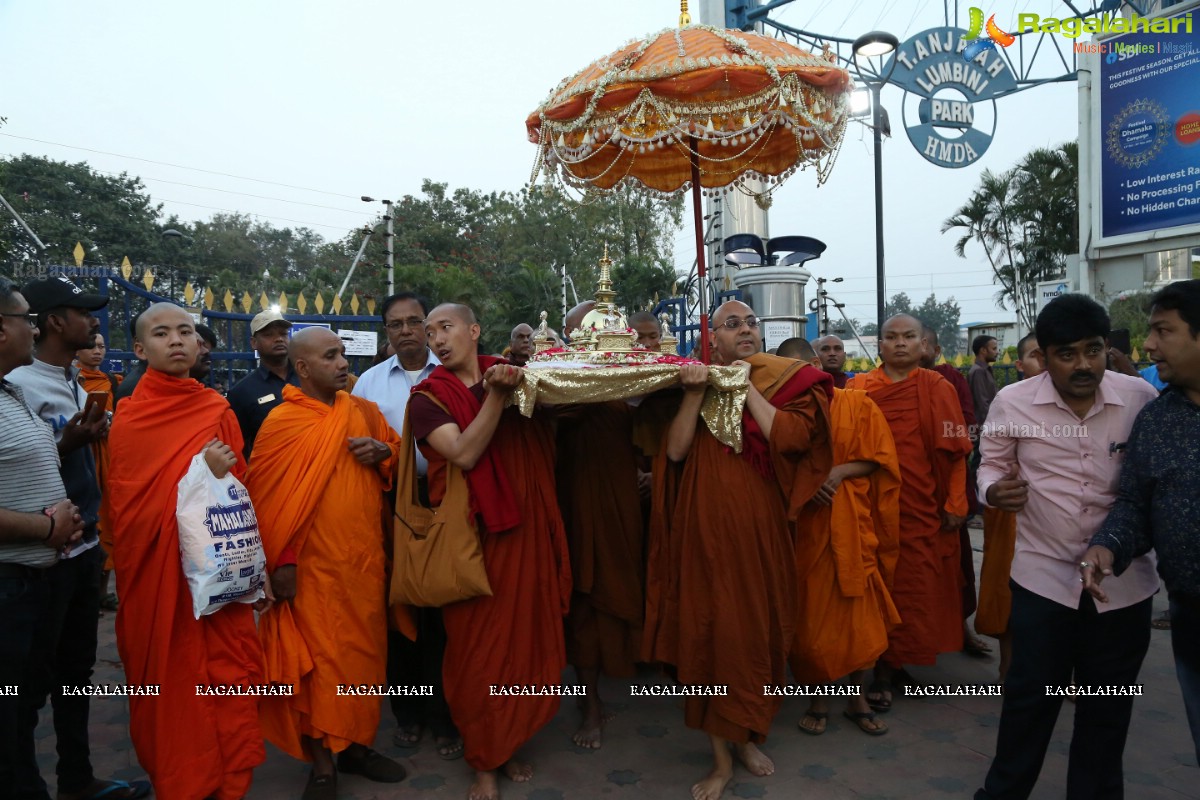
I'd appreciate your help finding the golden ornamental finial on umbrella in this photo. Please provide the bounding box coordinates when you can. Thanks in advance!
[526,25,852,200]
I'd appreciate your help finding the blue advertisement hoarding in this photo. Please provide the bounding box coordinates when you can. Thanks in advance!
[1099,9,1200,239]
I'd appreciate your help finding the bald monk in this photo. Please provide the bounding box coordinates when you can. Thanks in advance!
[408,303,571,800]
[848,314,972,711]
[644,300,832,800]
[107,303,271,800]
[557,301,645,749]
[629,310,662,349]
[781,339,900,738]
[919,325,991,659]
[507,323,533,367]
[248,327,406,797]
[975,332,1044,681]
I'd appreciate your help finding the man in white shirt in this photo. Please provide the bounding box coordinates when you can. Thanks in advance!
[351,292,461,759]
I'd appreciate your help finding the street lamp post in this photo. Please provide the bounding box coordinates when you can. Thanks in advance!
[852,31,899,336]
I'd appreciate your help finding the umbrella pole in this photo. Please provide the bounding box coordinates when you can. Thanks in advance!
[689,136,710,364]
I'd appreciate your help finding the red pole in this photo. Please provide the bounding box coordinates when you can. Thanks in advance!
[689,136,710,364]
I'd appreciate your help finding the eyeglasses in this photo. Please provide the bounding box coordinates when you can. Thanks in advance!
[718,316,759,330]
[384,318,425,331]
[0,312,38,328]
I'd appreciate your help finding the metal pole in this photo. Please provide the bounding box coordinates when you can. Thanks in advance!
[384,200,395,296]
[688,136,710,364]
[872,83,886,336]
[0,191,47,253]
[337,229,374,300]
[561,263,567,332]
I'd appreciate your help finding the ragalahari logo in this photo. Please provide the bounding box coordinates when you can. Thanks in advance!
[962,7,1015,61]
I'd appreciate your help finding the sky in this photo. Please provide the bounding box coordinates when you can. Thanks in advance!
[0,0,1086,326]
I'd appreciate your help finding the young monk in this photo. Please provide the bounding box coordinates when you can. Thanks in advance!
[107,303,271,800]
[249,327,406,798]
[407,303,571,800]
[644,300,832,800]
[783,339,901,738]
[75,333,121,606]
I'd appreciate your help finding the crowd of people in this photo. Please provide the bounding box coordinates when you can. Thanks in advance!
[1,272,1197,800]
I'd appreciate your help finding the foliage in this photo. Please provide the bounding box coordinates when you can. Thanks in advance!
[0,154,166,266]
[0,156,683,352]
[1108,290,1154,351]
[859,291,963,356]
[942,141,1078,330]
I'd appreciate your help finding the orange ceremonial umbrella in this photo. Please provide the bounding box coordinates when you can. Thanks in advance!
[526,1,853,362]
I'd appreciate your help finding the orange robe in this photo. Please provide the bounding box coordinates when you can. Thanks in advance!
[847,368,971,667]
[557,402,644,678]
[643,354,832,743]
[247,386,400,760]
[975,506,1017,637]
[790,388,902,683]
[411,371,572,772]
[107,368,265,800]
[79,366,120,570]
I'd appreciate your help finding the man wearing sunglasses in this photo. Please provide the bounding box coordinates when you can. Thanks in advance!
[645,300,834,800]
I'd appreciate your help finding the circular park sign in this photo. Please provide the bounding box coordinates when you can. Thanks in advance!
[885,27,1018,169]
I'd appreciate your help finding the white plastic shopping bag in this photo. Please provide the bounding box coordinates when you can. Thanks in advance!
[175,453,267,618]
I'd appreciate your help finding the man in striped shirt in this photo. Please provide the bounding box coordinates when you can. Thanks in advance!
[0,275,85,794]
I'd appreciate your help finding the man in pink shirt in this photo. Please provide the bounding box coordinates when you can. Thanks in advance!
[974,294,1158,800]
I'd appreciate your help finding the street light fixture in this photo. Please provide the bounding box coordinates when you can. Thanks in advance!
[852,30,899,336]
[362,196,395,295]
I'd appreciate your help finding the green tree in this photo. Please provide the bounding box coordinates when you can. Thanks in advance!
[0,154,165,266]
[942,141,1078,331]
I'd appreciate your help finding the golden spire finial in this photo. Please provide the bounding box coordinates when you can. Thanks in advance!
[679,0,691,27]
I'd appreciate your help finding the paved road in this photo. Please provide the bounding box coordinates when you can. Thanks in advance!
[39,529,1197,799]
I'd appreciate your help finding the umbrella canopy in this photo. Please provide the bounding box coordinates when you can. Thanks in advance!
[527,25,853,197]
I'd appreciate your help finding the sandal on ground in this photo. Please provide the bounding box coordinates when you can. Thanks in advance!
[1151,611,1172,630]
[963,635,993,657]
[797,711,828,735]
[301,770,336,800]
[392,723,422,748]
[99,593,119,612]
[436,735,465,760]
[58,780,152,800]
[866,680,893,713]
[843,710,888,736]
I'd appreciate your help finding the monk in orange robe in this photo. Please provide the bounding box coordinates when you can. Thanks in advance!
[848,314,972,711]
[644,300,832,800]
[248,327,406,797]
[75,333,120,579]
[781,339,901,737]
[974,332,1044,682]
[407,303,571,800]
[107,303,269,800]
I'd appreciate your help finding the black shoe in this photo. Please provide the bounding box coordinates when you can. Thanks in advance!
[336,748,407,783]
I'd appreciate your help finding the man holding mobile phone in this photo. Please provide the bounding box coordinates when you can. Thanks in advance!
[8,277,149,800]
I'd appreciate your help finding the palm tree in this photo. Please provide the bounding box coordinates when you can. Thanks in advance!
[942,141,1078,330]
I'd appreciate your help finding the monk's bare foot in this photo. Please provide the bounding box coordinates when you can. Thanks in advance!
[502,760,533,782]
[573,699,614,749]
[691,768,733,800]
[468,770,499,800]
[733,742,774,776]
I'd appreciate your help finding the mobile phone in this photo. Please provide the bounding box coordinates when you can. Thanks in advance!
[83,391,107,417]
[1109,329,1131,355]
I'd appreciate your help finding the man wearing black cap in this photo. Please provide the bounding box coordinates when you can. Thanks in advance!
[226,309,298,458]
[8,277,150,800]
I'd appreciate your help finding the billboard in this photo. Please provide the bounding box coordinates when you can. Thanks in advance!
[1098,8,1200,241]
